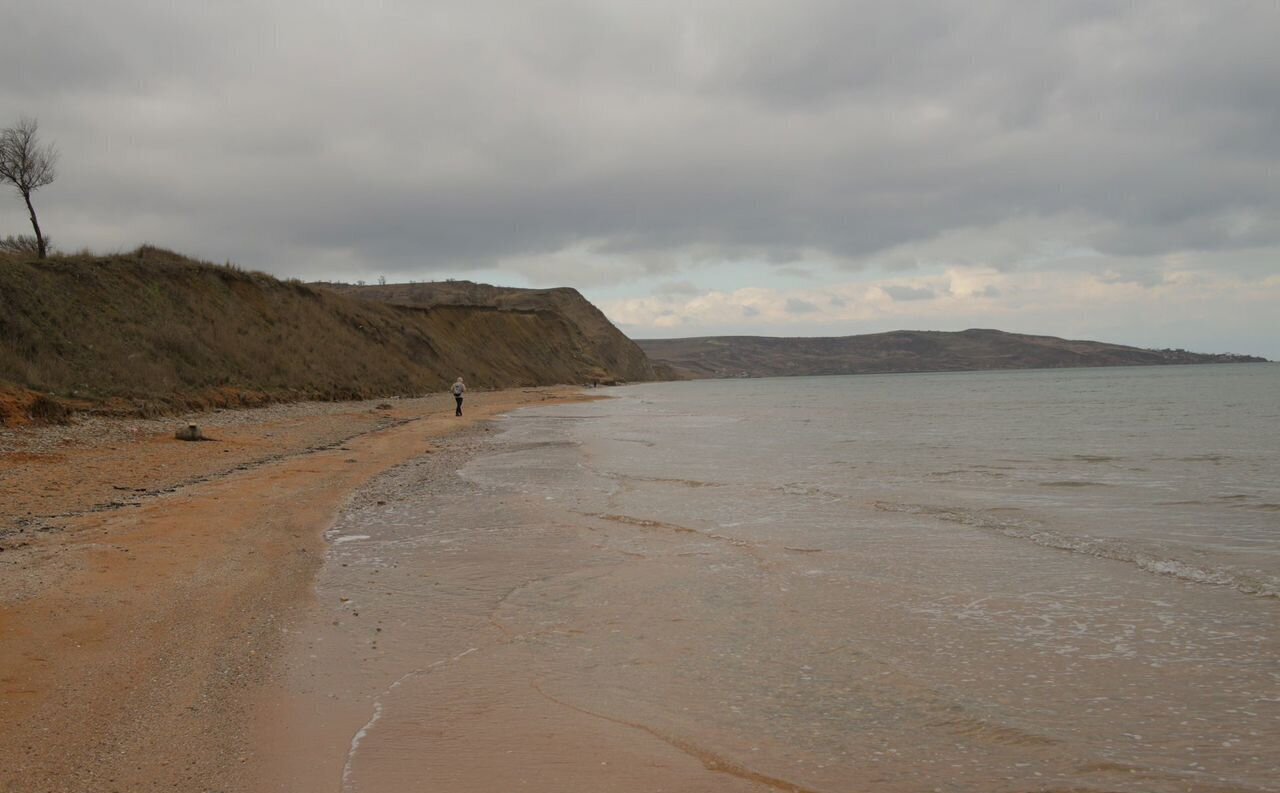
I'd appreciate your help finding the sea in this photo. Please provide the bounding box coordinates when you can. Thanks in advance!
[309,363,1279,793]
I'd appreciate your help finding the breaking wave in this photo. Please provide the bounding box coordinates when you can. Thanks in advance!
[873,501,1279,598]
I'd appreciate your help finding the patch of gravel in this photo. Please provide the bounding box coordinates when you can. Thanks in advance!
[340,421,498,515]
[0,395,455,547]
[0,395,434,455]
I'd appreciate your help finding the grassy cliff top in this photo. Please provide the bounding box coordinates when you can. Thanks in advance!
[0,247,652,425]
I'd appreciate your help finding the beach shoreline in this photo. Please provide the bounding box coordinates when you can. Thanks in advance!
[264,370,1280,793]
[250,396,783,793]
[0,386,594,792]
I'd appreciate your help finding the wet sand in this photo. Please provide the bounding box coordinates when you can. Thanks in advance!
[251,422,786,793]
[0,387,591,793]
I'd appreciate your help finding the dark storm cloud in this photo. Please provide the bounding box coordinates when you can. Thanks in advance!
[1,0,1277,279]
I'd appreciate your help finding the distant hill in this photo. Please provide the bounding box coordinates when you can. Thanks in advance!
[0,248,653,425]
[636,329,1268,379]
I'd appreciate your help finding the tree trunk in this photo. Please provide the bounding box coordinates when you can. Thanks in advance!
[22,189,46,258]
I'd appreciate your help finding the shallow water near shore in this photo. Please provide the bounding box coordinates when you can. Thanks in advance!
[287,364,1279,792]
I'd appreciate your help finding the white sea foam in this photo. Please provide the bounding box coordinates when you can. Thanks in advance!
[332,534,372,544]
[340,647,478,791]
[874,501,1279,598]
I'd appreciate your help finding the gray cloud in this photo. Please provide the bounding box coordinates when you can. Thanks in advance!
[882,285,938,302]
[785,298,819,314]
[655,280,703,296]
[1,0,1276,285]
[1096,268,1167,289]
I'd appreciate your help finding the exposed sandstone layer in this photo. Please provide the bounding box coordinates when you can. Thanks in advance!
[322,278,656,384]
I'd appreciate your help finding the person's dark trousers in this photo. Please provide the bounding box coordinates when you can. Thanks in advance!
[455,396,463,416]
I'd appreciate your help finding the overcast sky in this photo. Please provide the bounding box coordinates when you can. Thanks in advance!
[3,0,1277,356]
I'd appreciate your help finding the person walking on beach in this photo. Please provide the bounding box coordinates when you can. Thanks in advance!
[452,376,466,416]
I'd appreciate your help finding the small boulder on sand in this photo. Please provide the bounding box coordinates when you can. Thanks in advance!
[175,423,204,441]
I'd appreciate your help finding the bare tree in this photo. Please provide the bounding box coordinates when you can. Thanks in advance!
[0,117,58,259]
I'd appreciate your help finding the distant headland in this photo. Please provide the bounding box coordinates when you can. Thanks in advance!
[636,329,1268,380]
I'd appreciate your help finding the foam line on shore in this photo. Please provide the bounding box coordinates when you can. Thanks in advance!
[340,647,478,791]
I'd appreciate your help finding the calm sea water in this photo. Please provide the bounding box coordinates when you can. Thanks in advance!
[319,364,1279,792]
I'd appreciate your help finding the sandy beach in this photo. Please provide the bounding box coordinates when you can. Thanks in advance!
[6,368,1277,793]
[0,387,593,792]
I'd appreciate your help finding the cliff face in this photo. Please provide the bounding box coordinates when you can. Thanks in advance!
[637,329,1268,379]
[322,280,655,383]
[0,249,651,422]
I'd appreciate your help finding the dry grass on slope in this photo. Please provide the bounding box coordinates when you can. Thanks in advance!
[0,247,623,425]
